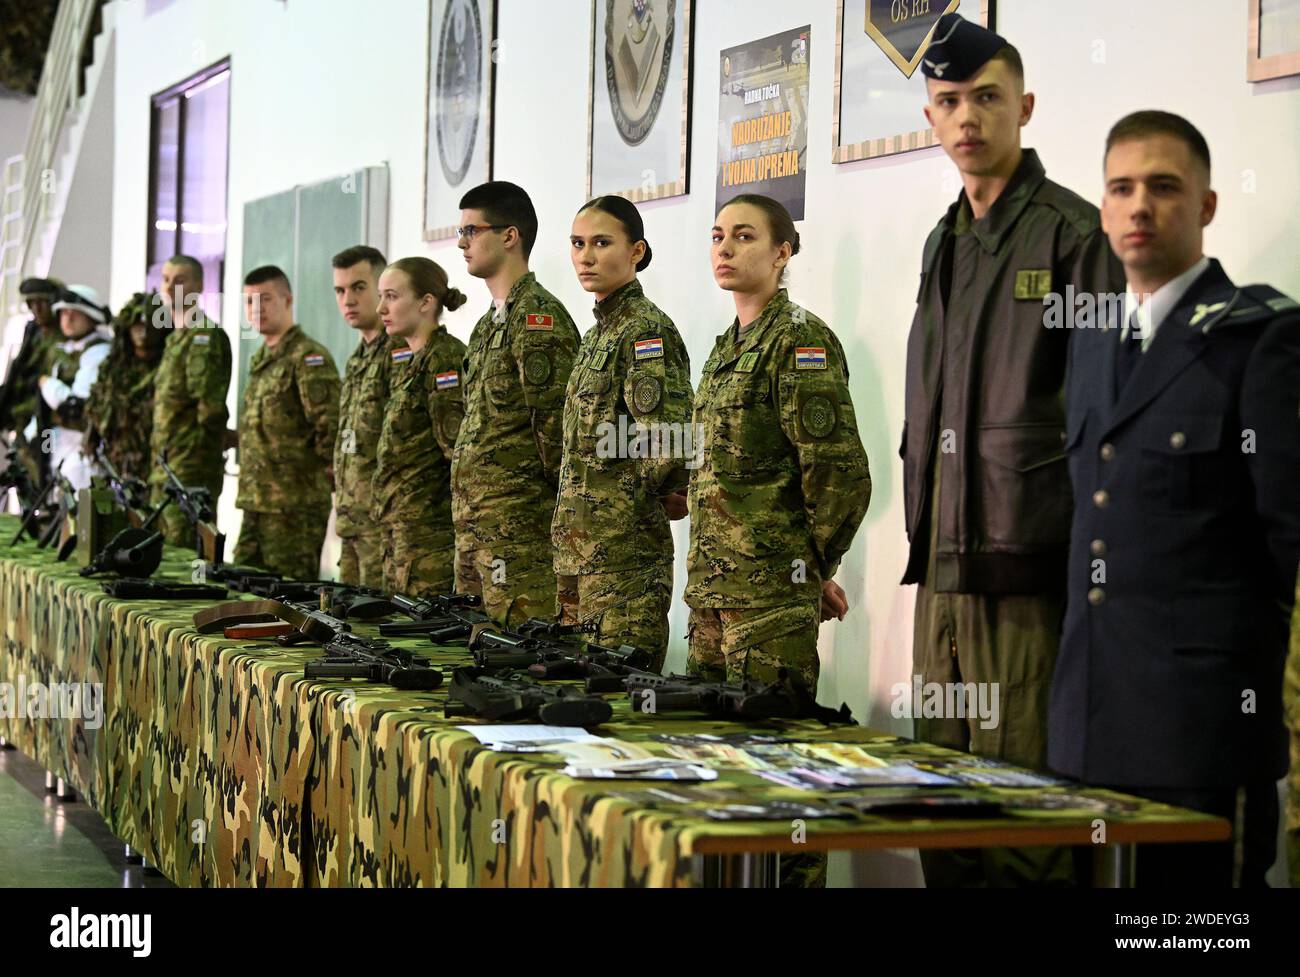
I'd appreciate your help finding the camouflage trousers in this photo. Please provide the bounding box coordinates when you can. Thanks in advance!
[455,545,557,627]
[233,508,328,581]
[338,532,384,589]
[151,474,224,550]
[557,565,672,673]
[381,523,454,598]
[912,582,1074,887]
[687,598,824,889]
[686,600,820,689]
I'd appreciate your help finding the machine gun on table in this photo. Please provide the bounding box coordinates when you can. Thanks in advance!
[620,669,855,725]
[158,453,225,566]
[80,444,172,577]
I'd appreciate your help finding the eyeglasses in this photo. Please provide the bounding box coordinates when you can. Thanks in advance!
[455,224,509,241]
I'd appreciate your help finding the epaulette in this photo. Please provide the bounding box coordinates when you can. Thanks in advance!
[1206,284,1300,332]
[1031,181,1101,238]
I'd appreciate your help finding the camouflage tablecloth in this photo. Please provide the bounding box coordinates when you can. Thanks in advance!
[0,516,1228,887]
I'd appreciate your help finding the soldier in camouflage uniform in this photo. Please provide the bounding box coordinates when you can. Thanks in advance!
[451,182,580,625]
[148,256,233,549]
[83,291,166,479]
[372,257,468,596]
[687,195,871,688]
[1,278,64,445]
[553,197,692,671]
[688,196,872,889]
[331,245,403,587]
[233,266,340,580]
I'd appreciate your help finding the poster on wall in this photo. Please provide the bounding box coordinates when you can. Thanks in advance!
[587,0,694,202]
[716,26,811,221]
[832,0,994,162]
[1248,0,1300,81]
[424,0,495,241]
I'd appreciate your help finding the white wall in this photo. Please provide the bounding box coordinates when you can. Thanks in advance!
[48,38,117,298]
[100,0,1300,882]
[0,89,35,168]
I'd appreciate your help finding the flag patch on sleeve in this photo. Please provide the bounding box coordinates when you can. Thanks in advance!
[634,337,664,360]
[795,347,827,370]
[525,313,553,330]
[436,370,460,390]
[304,353,326,367]
[193,333,210,346]
[392,348,414,363]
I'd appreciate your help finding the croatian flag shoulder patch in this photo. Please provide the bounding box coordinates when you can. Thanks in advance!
[634,337,664,360]
[391,348,414,364]
[525,313,553,330]
[795,347,827,370]
[436,370,460,390]
[304,353,326,367]
[192,333,211,346]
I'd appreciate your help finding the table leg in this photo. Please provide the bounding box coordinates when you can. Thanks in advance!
[1091,843,1136,887]
[692,852,779,888]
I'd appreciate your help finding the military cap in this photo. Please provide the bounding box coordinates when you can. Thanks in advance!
[921,12,1008,81]
[19,276,61,297]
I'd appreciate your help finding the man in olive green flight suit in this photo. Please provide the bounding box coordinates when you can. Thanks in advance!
[451,182,580,626]
[233,265,340,580]
[148,255,233,550]
[331,245,401,587]
[901,15,1125,886]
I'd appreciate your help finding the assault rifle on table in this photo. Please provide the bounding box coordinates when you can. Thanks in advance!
[158,453,225,565]
[274,598,443,690]
[621,669,855,725]
[377,592,491,641]
[39,470,80,559]
[525,642,654,691]
[466,617,596,671]
[8,463,60,545]
[0,445,36,514]
[444,666,612,726]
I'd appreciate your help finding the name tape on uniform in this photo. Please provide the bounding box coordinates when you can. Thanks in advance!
[525,313,553,330]
[392,348,414,363]
[304,353,326,367]
[795,347,827,370]
[436,370,460,390]
[634,337,664,360]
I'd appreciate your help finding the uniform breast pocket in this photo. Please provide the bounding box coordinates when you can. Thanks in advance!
[708,377,783,476]
[484,360,520,415]
[1139,414,1225,512]
[574,367,615,434]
